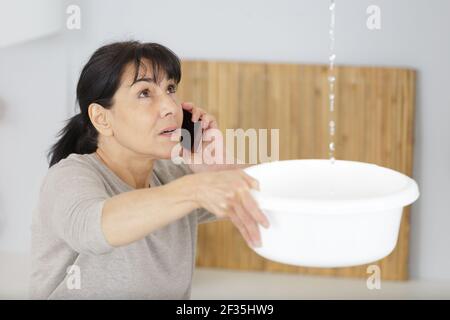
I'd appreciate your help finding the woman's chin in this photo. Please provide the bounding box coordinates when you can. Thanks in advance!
[156,143,182,160]
[150,133,182,159]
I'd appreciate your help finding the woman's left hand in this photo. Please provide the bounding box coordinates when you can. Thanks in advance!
[180,102,227,173]
[180,101,252,173]
[181,101,218,131]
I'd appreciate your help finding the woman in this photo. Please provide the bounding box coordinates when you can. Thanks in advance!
[30,41,269,299]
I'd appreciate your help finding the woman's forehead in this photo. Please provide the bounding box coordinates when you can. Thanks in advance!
[121,60,170,86]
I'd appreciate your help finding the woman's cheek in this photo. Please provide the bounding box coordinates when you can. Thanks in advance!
[177,112,183,128]
[121,114,152,145]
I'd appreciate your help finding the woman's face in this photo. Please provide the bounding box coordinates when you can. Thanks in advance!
[105,60,183,160]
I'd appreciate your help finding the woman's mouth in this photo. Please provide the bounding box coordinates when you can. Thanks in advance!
[159,126,180,138]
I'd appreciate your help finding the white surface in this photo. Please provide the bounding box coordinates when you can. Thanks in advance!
[0,251,30,299]
[0,34,69,252]
[0,0,449,281]
[0,0,62,47]
[2,252,449,300]
[191,268,450,300]
[245,159,419,213]
[244,159,418,268]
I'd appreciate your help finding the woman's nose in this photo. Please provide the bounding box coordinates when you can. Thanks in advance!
[159,96,178,118]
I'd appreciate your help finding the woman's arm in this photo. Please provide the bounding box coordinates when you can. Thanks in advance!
[101,167,267,249]
[188,159,253,173]
[45,159,266,256]
[101,174,197,247]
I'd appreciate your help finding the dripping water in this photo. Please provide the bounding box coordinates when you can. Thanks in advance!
[328,0,336,165]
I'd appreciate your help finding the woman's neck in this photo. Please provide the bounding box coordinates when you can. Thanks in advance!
[95,147,154,189]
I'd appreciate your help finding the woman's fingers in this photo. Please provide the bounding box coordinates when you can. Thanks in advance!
[200,114,218,130]
[229,200,260,248]
[239,188,270,229]
[192,107,206,122]
[199,114,210,129]
[235,191,263,246]
[228,212,252,247]
[236,171,269,227]
[181,101,194,110]
[213,198,257,249]
[181,102,203,121]
[195,169,270,248]
[238,170,260,191]
[181,102,218,130]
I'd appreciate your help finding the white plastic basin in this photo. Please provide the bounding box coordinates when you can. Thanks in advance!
[243,159,420,268]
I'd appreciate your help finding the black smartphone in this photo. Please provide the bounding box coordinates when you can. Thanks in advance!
[181,109,203,152]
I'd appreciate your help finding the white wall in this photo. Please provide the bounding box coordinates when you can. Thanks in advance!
[0,35,69,251]
[0,0,449,281]
[0,0,62,47]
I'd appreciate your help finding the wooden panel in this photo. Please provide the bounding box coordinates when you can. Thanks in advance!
[178,61,416,280]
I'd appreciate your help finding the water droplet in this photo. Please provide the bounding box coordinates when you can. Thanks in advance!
[329,120,335,127]
[328,76,335,83]
[329,2,336,11]
[329,54,336,62]
[330,124,335,133]
[330,125,336,136]
[329,142,335,151]
[329,93,335,100]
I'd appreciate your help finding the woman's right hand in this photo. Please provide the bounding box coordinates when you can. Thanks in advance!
[188,169,270,248]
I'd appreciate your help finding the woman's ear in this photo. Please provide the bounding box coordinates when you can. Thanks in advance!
[88,103,114,137]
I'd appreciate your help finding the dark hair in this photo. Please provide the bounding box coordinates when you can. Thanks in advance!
[47,41,182,167]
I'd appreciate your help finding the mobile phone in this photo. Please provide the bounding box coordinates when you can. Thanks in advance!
[181,108,203,152]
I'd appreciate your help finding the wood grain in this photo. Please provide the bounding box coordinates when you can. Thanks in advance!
[178,60,416,280]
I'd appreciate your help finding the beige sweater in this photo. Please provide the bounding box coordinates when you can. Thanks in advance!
[30,152,217,299]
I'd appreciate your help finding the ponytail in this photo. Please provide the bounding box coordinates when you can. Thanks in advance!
[47,113,98,168]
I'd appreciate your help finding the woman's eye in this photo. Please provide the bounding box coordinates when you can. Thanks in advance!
[167,85,177,94]
[139,89,150,98]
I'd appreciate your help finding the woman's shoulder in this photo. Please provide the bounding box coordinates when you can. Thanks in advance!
[43,153,103,190]
[48,153,99,176]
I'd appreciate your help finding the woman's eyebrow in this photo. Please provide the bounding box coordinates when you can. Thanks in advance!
[130,77,155,87]
[129,77,175,88]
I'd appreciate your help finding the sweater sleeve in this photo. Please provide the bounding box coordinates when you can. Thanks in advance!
[42,163,114,255]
